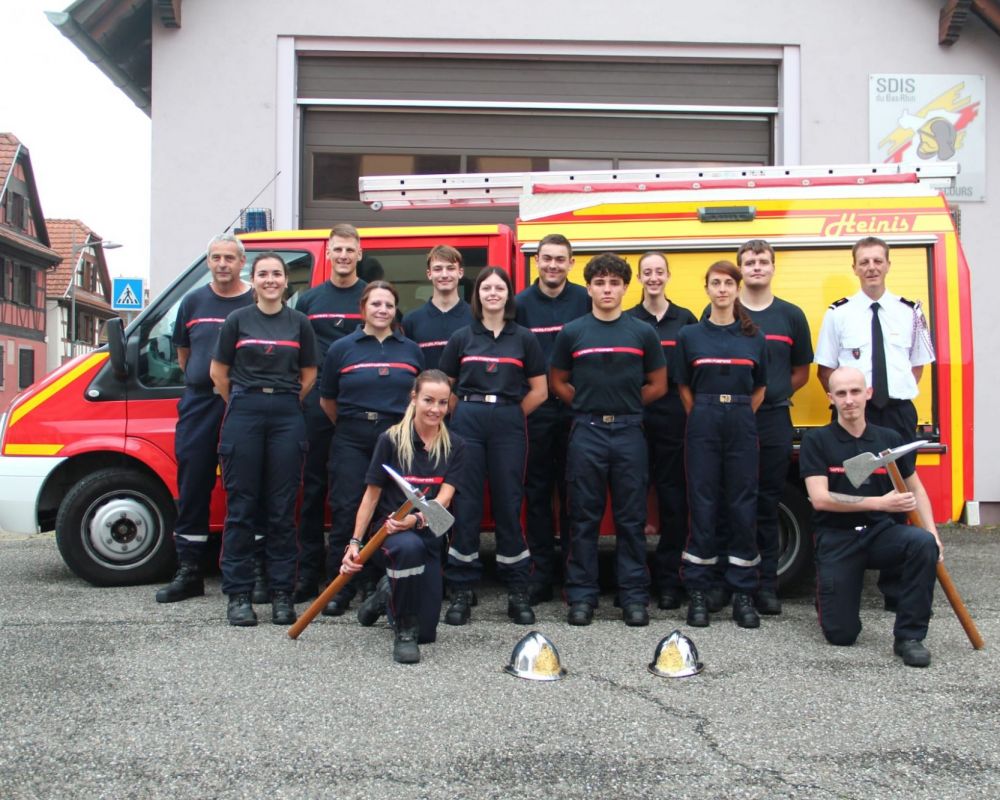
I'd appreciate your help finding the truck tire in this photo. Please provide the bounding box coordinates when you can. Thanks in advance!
[776,483,814,591]
[55,467,176,587]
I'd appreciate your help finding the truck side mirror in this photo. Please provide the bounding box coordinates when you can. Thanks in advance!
[105,317,128,379]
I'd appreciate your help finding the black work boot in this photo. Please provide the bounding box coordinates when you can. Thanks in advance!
[358,575,390,627]
[622,603,650,627]
[293,575,319,604]
[507,589,535,625]
[155,561,204,603]
[894,638,931,667]
[657,586,684,611]
[687,590,710,627]
[567,602,594,626]
[755,589,782,616]
[227,593,258,627]
[393,616,421,664]
[251,556,270,604]
[322,593,350,617]
[705,586,731,613]
[444,588,474,626]
[271,591,297,625]
[732,592,761,629]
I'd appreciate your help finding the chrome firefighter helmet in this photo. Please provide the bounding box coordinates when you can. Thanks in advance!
[648,629,704,678]
[503,631,567,681]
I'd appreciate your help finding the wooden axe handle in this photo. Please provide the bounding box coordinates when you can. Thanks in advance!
[287,499,415,640]
[885,461,984,650]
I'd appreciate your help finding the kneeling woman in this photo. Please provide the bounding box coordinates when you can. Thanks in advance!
[211,252,318,627]
[340,370,464,663]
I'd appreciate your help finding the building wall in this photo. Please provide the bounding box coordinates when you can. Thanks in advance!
[150,0,1000,504]
[0,337,44,413]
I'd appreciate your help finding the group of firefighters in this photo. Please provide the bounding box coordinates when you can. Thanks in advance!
[155,223,943,668]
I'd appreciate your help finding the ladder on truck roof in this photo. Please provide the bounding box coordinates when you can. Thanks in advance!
[359,162,958,211]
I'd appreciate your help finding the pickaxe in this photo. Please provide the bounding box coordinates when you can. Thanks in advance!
[842,440,984,650]
[288,465,454,640]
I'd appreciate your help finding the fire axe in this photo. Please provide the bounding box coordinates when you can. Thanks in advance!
[843,441,984,650]
[288,465,454,640]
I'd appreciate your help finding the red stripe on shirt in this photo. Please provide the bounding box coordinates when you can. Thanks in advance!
[572,347,644,358]
[460,355,525,368]
[692,357,755,367]
[186,317,226,328]
[236,339,301,349]
[405,475,444,485]
[340,362,419,374]
[418,340,449,348]
[530,325,563,334]
[765,334,794,346]
[660,340,677,347]
[828,466,888,475]
[307,313,363,320]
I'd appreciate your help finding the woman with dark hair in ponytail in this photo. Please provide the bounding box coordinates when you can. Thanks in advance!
[340,370,464,663]
[675,260,768,630]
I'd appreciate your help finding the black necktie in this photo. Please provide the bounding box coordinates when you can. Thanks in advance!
[870,302,889,409]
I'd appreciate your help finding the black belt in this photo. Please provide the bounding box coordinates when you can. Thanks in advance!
[576,412,643,425]
[341,411,401,422]
[695,393,751,405]
[242,387,295,395]
[461,394,516,405]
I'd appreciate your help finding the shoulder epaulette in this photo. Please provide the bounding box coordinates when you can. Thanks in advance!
[899,296,918,308]
[828,297,849,310]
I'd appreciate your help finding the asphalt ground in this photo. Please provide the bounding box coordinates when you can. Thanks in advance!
[1,527,998,800]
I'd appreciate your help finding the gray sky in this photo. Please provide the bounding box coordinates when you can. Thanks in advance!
[2,0,151,280]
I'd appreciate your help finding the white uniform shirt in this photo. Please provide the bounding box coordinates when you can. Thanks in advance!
[814,289,934,400]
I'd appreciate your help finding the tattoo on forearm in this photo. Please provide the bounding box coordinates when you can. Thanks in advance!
[829,492,865,505]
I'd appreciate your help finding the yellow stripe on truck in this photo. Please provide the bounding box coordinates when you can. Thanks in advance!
[944,232,965,521]
[8,352,108,428]
[4,443,64,456]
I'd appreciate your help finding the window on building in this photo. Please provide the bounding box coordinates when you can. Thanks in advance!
[4,192,26,230]
[0,345,4,389]
[0,258,8,299]
[13,264,34,306]
[18,348,34,389]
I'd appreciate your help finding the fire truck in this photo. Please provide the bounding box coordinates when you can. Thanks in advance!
[0,163,973,590]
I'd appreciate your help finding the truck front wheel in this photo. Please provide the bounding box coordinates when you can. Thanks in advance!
[55,468,176,586]
[776,483,814,591]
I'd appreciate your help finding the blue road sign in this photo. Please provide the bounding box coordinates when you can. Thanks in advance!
[111,277,144,311]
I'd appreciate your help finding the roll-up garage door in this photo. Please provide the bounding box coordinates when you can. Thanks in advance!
[298,56,778,229]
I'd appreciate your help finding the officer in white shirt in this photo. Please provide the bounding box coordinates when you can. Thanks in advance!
[814,236,935,612]
[815,236,935,445]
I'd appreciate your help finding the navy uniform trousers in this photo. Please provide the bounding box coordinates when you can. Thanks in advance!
[646,399,688,592]
[173,389,225,563]
[754,406,794,593]
[523,398,571,588]
[378,530,444,644]
[446,401,532,588]
[564,416,649,608]
[682,397,760,593]
[325,415,399,599]
[298,389,334,582]
[815,518,938,645]
[218,391,306,595]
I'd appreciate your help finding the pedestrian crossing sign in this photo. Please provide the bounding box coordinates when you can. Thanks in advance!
[111,277,144,311]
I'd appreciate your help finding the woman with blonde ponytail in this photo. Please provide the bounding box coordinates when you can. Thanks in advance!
[675,260,768,631]
[340,370,464,664]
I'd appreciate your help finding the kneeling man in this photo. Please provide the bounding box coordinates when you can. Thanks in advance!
[799,367,942,667]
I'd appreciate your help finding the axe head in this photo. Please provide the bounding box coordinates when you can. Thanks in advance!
[842,439,926,488]
[382,464,454,536]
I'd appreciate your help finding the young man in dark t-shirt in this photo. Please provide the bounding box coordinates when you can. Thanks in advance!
[155,233,253,604]
[550,253,666,627]
[292,223,367,600]
[402,244,473,371]
[515,233,591,603]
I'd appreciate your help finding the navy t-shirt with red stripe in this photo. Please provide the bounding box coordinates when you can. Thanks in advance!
[295,279,368,359]
[674,319,768,396]
[627,300,698,406]
[213,304,318,393]
[550,312,666,415]
[365,427,466,533]
[319,327,425,417]
[172,284,254,389]
[439,320,546,404]
[402,299,473,371]
[514,280,591,365]
[799,420,914,530]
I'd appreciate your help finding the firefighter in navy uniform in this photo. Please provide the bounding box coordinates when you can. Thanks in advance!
[402,245,473,371]
[676,260,767,629]
[318,281,424,617]
[438,267,548,626]
[341,370,464,663]
[626,251,697,611]
[735,239,813,615]
[210,253,318,627]
[815,236,935,611]
[156,233,253,603]
[550,253,666,627]
[799,367,941,667]
[293,223,367,601]
[514,233,590,604]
